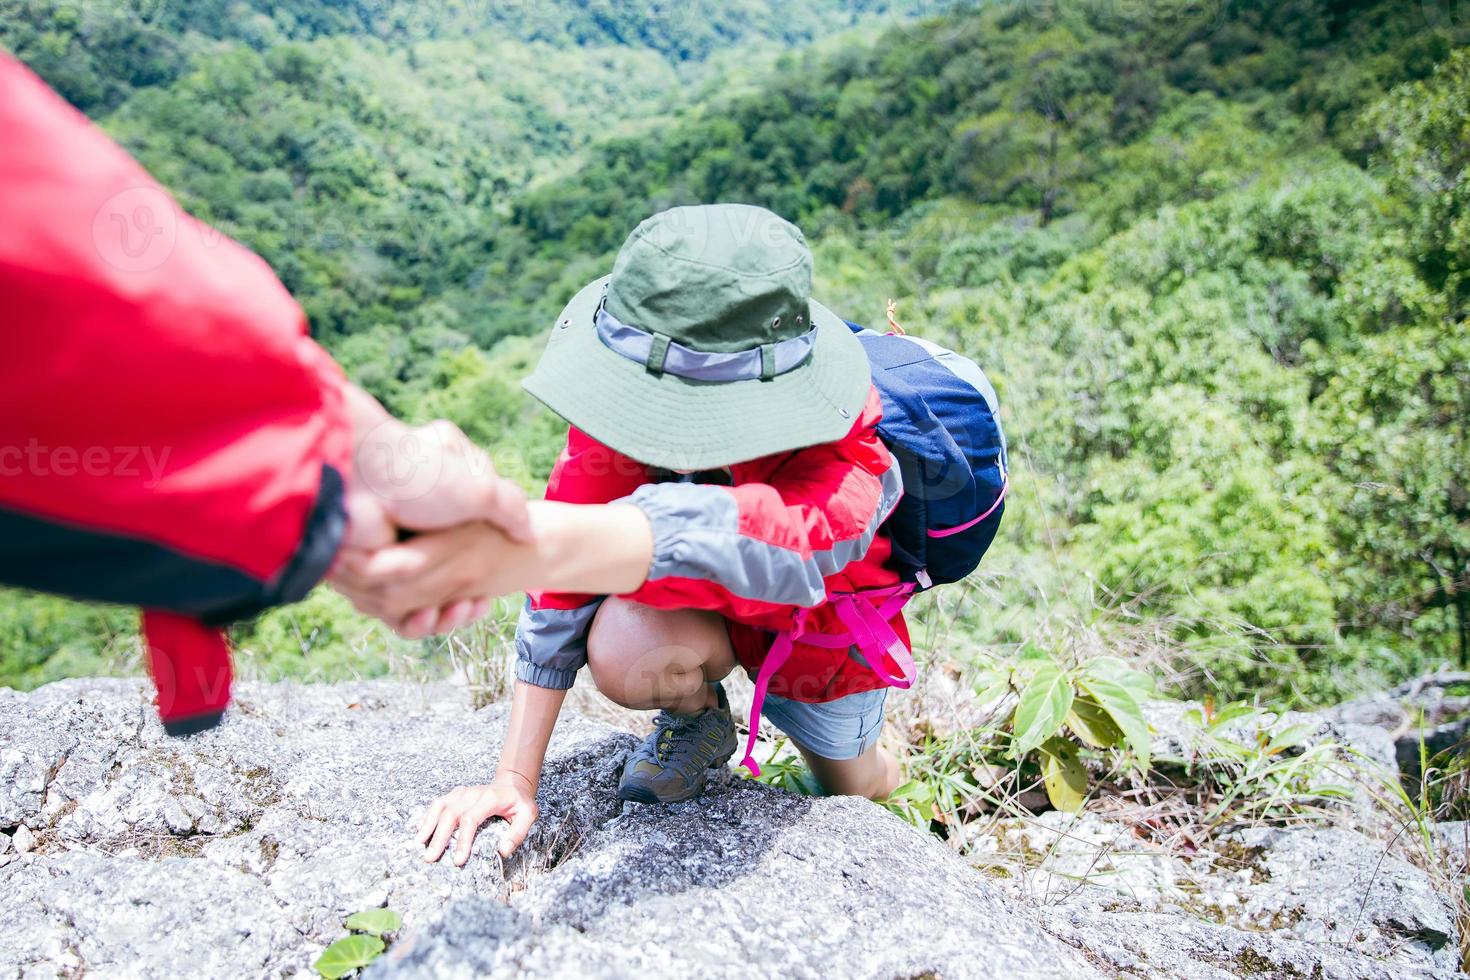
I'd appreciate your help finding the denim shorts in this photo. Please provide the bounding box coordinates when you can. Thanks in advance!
[760,686,889,760]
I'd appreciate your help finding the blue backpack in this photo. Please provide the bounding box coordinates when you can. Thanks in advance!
[741,316,1010,778]
[847,319,1008,590]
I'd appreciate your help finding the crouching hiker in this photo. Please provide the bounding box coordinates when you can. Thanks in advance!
[331,204,1007,865]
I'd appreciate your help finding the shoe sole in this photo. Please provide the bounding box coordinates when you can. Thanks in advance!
[617,731,739,805]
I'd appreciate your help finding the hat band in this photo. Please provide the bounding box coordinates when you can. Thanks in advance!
[595,304,816,382]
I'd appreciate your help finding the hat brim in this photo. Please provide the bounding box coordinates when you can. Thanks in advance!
[522,276,872,470]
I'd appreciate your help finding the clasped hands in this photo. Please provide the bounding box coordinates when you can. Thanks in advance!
[327,386,532,637]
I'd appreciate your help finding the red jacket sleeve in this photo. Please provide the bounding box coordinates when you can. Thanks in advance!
[0,52,351,618]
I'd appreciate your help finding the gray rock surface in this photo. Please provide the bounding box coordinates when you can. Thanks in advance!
[4,678,1464,979]
[1141,694,1407,839]
[1031,666,1470,978]
[1437,821,1470,876]
[1220,826,1456,967]
[1041,902,1429,980]
[1325,670,1470,784]
[983,810,1463,979]
[0,679,1095,980]
[1143,698,1400,778]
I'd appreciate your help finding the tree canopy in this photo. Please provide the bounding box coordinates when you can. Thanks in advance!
[1,0,1465,703]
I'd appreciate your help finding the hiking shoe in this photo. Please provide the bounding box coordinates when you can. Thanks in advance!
[618,684,738,804]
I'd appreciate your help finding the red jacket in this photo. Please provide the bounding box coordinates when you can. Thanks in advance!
[517,387,909,703]
[0,54,351,731]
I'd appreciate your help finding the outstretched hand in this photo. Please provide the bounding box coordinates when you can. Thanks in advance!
[341,385,530,546]
[330,520,514,637]
[331,385,528,634]
[352,415,531,545]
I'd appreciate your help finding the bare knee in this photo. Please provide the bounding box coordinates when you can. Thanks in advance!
[585,598,656,704]
[585,598,732,711]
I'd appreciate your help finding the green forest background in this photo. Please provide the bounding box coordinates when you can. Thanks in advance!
[2,0,1466,711]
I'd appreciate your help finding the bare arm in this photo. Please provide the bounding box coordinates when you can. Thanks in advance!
[452,500,653,597]
[330,500,654,635]
[334,501,654,864]
[498,679,567,791]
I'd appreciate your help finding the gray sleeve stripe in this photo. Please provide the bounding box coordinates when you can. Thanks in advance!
[515,599,602,681]
[626,449,904,607]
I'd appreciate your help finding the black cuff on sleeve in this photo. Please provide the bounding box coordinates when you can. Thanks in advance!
[0,462,347,625]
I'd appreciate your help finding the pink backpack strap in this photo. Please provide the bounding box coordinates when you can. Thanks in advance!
[738,610,806,777]
[927,469,1009,539]
[830,589,916,689]
[737,587,916,777]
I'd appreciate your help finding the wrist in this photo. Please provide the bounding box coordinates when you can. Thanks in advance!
[496,767,538,796]
[465,472,502,527]
[526,503,572,576]
[344,384,394,452]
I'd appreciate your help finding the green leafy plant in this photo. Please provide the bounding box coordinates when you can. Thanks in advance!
[315,936,383,980]
[315,908,402,979]
[883,776,940,825]
[975,650,1154,813]
[343,908,402,937]
[752,734,989,829]
[1160,698,1354,830]
[751,738,825,796]
[883,751,997,829]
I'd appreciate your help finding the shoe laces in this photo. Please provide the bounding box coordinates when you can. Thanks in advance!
[651,711,701,763]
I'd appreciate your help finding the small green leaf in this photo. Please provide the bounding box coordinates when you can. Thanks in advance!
[1067,697,1125,748]
[1039,737,1088,813]
[781,766,825,797]
[891,778,935,804]
[315,934,385,979]
[1079,676,1150,770]
[1209,702,1259,729]
[1011,663,1074,759]
[886,779,937,823]
[1018,644,1053,664]
[973,664,1012,705]
[345,908,402,936]
[1084,657,1155,698]
[1266,722,1315,755]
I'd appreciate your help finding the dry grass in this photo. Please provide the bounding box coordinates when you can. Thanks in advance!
[441,606,519,709]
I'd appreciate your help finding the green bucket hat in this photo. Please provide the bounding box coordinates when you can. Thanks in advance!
[522,204,872,471]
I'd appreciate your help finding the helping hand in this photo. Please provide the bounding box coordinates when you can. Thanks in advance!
[331,386,530,633]
[417,772,539,865]
[329,520,515,637]
[351,416,530,545]
[339,383,530,547]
